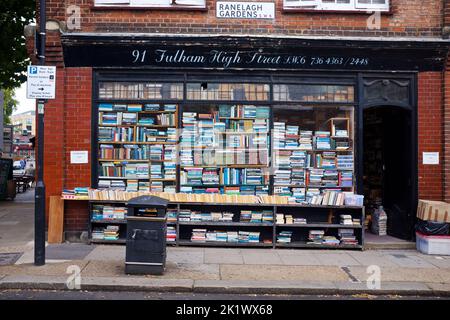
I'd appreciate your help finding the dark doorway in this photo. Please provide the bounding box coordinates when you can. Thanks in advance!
[363,107,414,240]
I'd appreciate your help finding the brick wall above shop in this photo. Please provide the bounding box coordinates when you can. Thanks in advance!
[43,0,444,38]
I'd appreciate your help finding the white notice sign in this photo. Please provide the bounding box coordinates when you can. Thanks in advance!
[27,65,56,99]
[70,151,89,164]
[216,2,275,19]
[423,152,439,165]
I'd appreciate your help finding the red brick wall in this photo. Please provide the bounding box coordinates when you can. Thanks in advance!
[418,72,444,201]
[44,0,443,37]
[61,67,92,232]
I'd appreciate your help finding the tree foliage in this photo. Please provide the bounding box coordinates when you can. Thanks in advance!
[0,0,36,89]
[2,89,18,124]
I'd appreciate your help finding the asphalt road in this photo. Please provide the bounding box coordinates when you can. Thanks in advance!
[0,289,448,300]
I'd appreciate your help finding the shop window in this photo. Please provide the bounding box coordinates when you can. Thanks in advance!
[98,82,183,100]
[273,84,354,103]
[186,83,270,101]
[283,0,389,11]
[94,0,206,8]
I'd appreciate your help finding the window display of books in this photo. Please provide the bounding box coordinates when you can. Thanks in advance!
[97,103,178,192]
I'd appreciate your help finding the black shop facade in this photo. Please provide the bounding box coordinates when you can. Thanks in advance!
[60,34,449,245]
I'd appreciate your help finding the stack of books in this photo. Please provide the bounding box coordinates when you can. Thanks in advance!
[293,217,307,224]
[166,226,177,243]
[181,168,203,185]
[144,104,160,111]
[92,227,105,240]
[191,229,207,242]
[103,225,120,241]
[181,112,197,147]
[299,131,313,150]
[291,187,306,203]
[340,214,354,225]
[149,145,163,161]
[202,168,220,185]
[308,169,324,186]
[284,215,294,224]
[285,125,299,149]
[273,122,286,149]
[276,213,285,224]
[337,154,354,169]
[339,171,353,188]
[315,131,331,150]
[322,236,340,246]
[338,229,358,245]
[308,230,325,244]
[167,209,178,223]
[277,231,293,243]
[91,205,127,220]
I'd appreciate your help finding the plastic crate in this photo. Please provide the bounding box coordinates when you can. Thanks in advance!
[344,194,364,207]
[416,232,450,256]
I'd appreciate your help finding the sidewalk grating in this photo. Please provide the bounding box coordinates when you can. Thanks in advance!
[0,253,23,266]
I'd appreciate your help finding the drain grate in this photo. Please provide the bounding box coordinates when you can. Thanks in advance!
[0,252,23,266]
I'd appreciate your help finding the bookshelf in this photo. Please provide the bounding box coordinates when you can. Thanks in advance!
[87,200,364,249]
[97,103,178,193]
[272,107,355,204]
[179,105,271,195]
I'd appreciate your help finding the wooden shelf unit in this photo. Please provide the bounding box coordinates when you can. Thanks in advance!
[87,200,365,250]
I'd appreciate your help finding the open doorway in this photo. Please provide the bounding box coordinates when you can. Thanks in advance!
[363,107,415,240]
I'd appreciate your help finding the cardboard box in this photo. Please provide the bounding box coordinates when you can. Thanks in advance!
[417,199,450,223]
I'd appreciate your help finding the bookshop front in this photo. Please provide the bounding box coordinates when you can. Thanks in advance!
[60,34,448,246]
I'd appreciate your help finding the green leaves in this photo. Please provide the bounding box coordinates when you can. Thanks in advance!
[0,0,35,90]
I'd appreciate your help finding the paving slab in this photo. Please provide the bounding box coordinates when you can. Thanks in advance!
[313,252,362,266]
[348,252,399,267]
[46,244,95,260]
[193,280,337,294]
[347,266,450,283]
[0,260,89,277]
[219,264,348,281]
[167,250,204,264]
[242,251,283,265]
[277,253,322,266]
[81,260,221,280]
[204,251,243,265]
[83,245,125,261]
[417,255,450,269]
[385,253,438,269]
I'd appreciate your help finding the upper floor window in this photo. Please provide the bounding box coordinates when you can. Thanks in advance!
[94,0,206,8]
[284,0,389,11]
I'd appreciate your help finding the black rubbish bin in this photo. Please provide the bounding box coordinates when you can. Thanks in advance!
[125,195,169,275]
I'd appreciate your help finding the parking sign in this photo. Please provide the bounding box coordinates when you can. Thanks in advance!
[27,65,56,99]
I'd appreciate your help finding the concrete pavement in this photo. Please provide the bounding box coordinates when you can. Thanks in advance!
[0,244,449,296]
[0,188,449,297]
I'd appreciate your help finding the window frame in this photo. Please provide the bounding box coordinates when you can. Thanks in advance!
[94,0,206,9]
[283,0,389,12]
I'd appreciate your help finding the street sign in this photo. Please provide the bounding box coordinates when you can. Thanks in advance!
[27,65,56,99]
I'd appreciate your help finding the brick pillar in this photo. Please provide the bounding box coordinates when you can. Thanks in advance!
[418,72,444,201]
[63,67,92,232]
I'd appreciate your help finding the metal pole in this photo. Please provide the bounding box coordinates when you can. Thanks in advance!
[34,0,46,266]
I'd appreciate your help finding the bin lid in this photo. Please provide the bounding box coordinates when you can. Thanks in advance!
[127,195,169,208]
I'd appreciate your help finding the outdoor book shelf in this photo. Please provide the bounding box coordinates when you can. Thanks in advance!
[87,200,364,250]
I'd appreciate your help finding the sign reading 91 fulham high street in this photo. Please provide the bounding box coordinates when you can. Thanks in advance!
[216,1,275,19]
[27,65,56,99]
